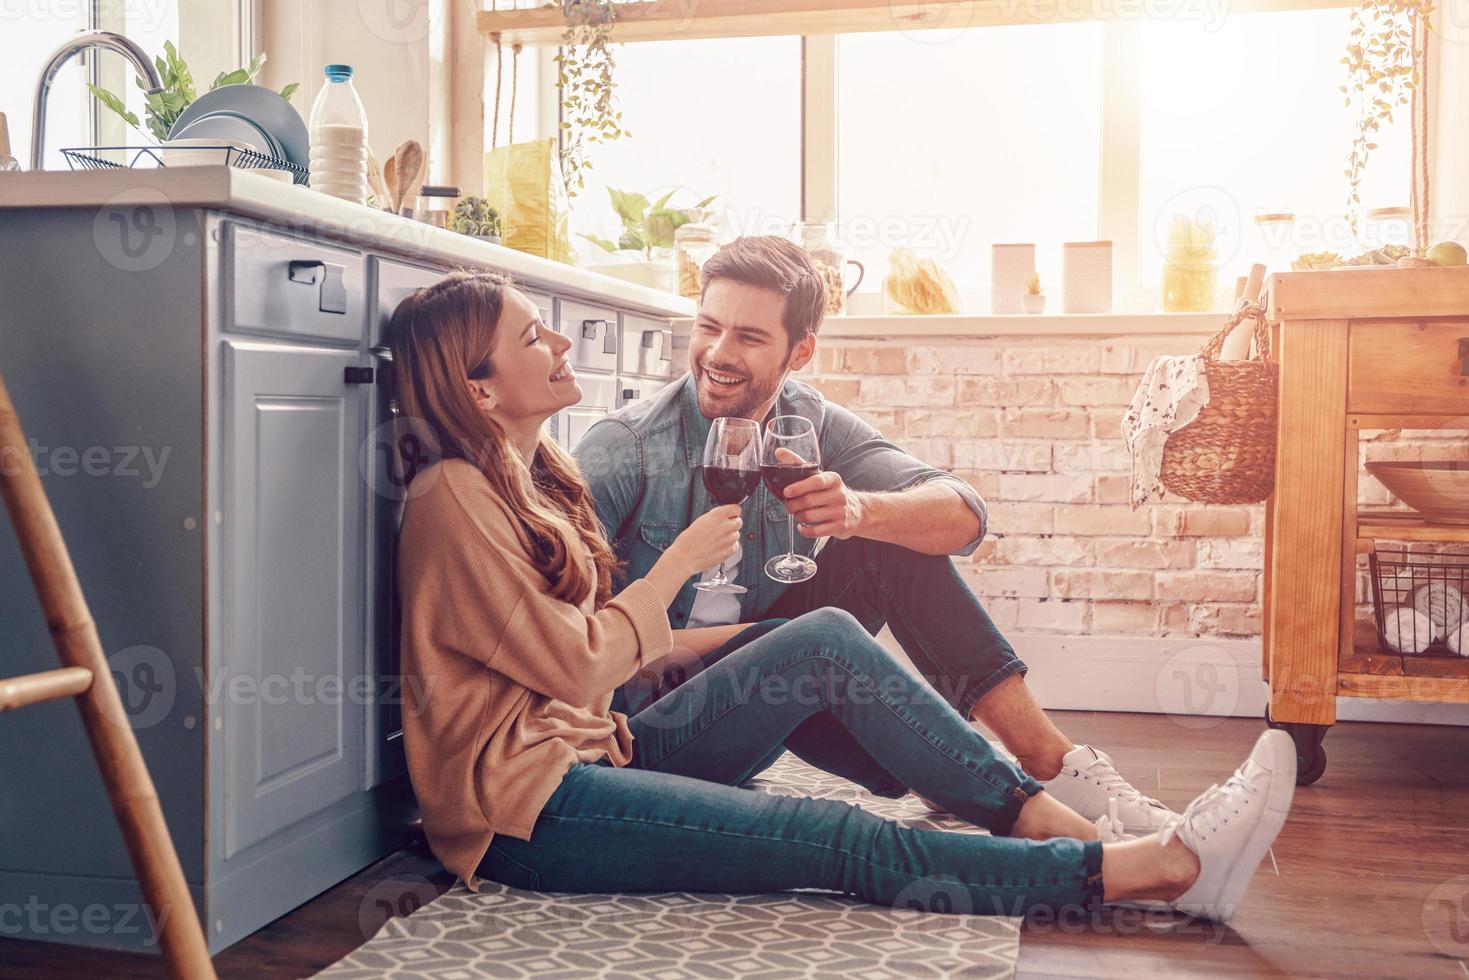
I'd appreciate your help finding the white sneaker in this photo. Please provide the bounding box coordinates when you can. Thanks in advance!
[1042,745,1177,836]
[1159,729,1296,923]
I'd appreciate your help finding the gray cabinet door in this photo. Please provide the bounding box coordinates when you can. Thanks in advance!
[219,341,368,858]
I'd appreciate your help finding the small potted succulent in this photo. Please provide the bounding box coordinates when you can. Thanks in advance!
[1021,272,1046,314]
[451,197,502,243]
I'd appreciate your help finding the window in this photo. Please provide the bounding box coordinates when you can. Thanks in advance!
[570,36,802,264]
[1138,8,1412,290]
[837,24,1104,310]
[1,5,92,169]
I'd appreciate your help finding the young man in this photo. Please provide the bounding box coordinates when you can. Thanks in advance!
[575,235,1175,833]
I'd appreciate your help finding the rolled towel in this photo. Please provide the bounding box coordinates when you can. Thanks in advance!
[1382,604,1436,654]
[1411,582,1467,639]
[1448,622,1469,658]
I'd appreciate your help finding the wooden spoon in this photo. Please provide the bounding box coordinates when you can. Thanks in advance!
[366,149,388,207]
[381,153,397,211]
[391,139,424,215]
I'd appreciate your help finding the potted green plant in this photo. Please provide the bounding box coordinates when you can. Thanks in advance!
[557,0,627,200]
[581,186,715,292]
[451,197,502,243]
[1021,272,1046,314]
[88,42,297,148]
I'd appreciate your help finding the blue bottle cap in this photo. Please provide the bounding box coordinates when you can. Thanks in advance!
[323,64,353,82]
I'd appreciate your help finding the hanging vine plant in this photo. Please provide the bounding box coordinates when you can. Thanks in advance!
[1341,0,1434,234]
[557,0,629,200]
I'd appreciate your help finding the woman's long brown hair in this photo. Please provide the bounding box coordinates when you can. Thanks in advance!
[387,270,618,608]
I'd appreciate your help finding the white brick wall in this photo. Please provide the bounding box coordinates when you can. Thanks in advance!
[802,333,1469,641]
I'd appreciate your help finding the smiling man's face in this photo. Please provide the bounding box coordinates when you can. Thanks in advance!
[689,278,815,422]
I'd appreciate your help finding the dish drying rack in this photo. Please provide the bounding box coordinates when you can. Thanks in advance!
[61,144,309,185]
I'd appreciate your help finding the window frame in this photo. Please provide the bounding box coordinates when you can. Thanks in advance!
[533,6,1443,313]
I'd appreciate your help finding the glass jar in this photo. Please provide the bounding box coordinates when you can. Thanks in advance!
[1161,215,1218,312]
[418,184,460,230]
[794,221,865,315]
[674,215,717,302]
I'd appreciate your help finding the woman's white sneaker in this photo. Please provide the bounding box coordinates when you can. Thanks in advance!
[1160,729,1296,923]
[1042,745,1177,836]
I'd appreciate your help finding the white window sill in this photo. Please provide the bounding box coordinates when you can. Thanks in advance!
[674,311,1226,339]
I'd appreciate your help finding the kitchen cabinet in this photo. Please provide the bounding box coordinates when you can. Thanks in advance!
[1261,268,1469,786]
[0,196,685,956]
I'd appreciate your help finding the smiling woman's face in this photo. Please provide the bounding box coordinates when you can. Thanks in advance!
[690,278,815,421]
[471,288,580,427]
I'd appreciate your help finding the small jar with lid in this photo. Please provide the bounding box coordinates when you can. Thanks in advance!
[418,185,461,229]
[674,210,717,301]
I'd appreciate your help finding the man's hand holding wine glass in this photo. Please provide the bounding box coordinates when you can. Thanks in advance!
[772,447,867,541]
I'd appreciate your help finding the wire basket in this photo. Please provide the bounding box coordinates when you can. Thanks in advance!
[61,144,309,185]
[1368,546,1469,657]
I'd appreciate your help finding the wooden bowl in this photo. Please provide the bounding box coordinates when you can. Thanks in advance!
[1365,461,1469,523]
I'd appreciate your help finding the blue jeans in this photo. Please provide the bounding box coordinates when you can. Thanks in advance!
[478,609,1103,915]
[616,535,1027,799]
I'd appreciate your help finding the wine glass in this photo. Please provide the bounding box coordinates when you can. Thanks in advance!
[693,417,761,594]
[762,415,820,584]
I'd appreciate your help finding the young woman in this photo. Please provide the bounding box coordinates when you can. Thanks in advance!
[388,270,1295,923]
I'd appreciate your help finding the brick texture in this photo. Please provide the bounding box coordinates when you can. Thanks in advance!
[800,335,1463,641]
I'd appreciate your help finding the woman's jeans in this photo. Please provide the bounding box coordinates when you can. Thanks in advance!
[477,609,1104,915]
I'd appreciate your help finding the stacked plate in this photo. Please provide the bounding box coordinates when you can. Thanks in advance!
[165,84,309,181]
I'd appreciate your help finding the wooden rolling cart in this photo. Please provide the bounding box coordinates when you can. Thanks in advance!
[1262,267,1469,784]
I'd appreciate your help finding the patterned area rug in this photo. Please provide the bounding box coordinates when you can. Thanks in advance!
[316,752,1020,979]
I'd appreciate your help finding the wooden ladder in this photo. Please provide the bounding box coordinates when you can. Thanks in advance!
[0,368,216,979]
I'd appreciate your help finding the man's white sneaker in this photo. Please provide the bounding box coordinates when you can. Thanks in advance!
[1160,729,1296,923]
[1042,745,1176,836]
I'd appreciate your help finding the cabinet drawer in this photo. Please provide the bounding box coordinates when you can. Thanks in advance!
[223,222,365,343]
[621,314,680,378]
[617,378,674,411]
[370,256,441,347]
[1348,320,1469,414]
[556,373,617,449]
[558,299,619,374]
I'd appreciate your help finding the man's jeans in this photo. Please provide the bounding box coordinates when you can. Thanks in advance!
[614,536,1027,798]
[479,609,1102,915]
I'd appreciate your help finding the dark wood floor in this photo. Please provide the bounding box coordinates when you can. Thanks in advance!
[4,711,1468,979]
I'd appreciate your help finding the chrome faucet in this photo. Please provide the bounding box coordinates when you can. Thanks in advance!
[30,30,164,170]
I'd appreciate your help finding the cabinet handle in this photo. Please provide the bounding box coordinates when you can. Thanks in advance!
[640,329,672,361]
[622,388,639,402]
[1459,338,1469,376]
[344,366,375,385]
[288,259,348,314]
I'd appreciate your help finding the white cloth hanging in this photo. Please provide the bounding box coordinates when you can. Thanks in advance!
[1121,354,1210,510]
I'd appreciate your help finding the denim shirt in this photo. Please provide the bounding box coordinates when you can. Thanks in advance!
[574,373,988,627]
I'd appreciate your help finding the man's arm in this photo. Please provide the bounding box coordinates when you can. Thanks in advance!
[573,418,644,552]
[779,402,986,557]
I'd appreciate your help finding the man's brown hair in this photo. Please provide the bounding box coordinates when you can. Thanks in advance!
[699,236,826,348]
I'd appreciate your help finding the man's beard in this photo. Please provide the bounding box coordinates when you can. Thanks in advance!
[694,360,787,421]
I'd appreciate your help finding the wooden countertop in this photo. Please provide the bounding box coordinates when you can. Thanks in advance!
[1267,266,1469,321]
[0,166,696,320]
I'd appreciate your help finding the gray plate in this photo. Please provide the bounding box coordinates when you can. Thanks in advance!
[169,84,309,169]
[170,111,282,160]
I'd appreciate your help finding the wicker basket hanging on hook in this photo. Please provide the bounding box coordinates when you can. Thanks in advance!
[1158,304,1278,505]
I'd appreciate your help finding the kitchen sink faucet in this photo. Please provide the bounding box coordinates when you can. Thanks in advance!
[30,30,163,170]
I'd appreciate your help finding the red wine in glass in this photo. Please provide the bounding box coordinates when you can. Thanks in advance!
[694,416,761,594]
[705,465,761,506]
[762,416,821,584]
[761,463,819,498]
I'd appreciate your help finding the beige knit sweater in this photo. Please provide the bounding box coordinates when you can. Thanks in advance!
[396,458,673,890]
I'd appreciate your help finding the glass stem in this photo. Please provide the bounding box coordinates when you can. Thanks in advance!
[787,514,797,558]
[712,557,726,584]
